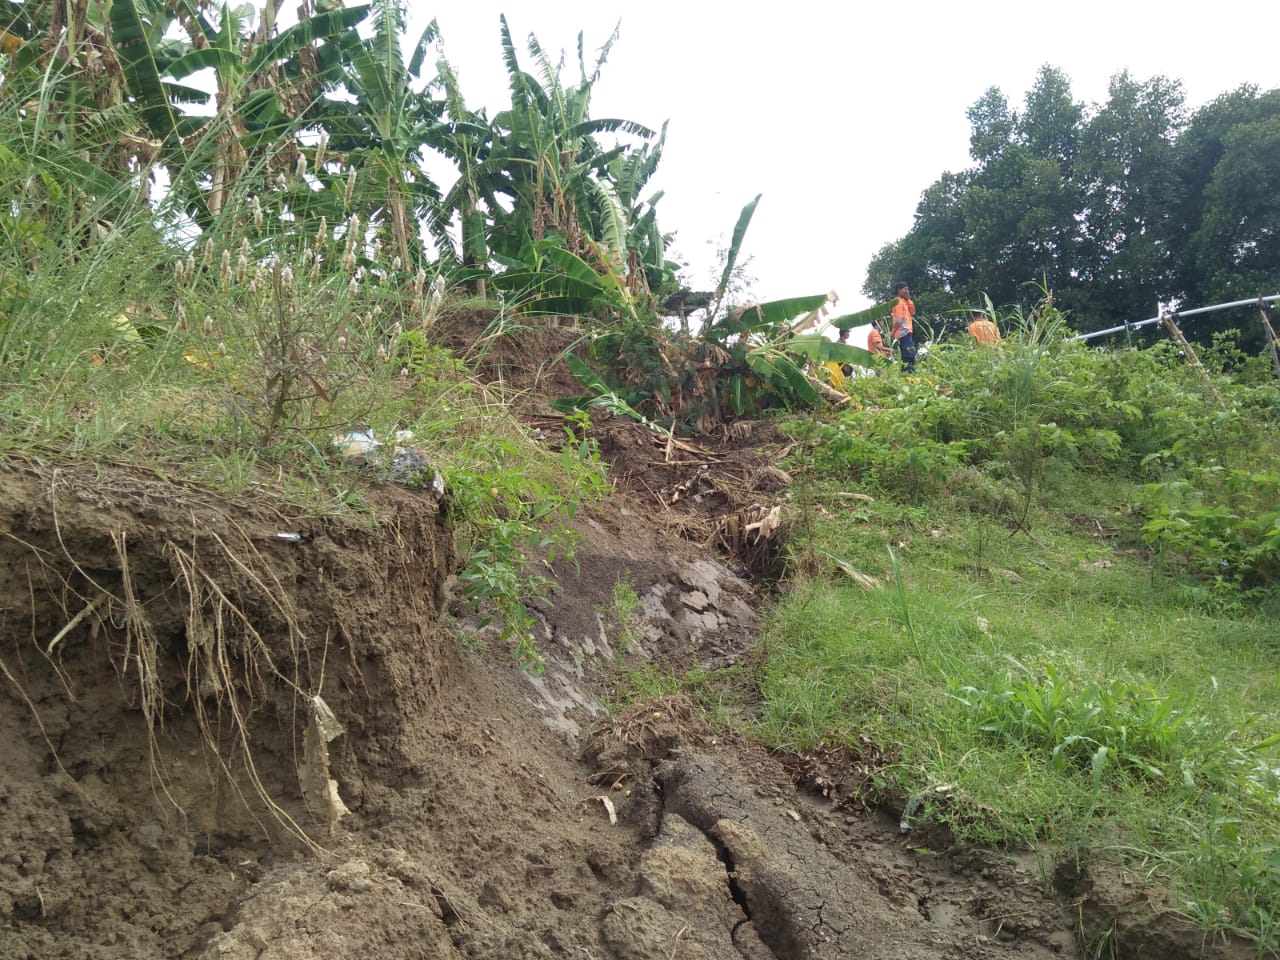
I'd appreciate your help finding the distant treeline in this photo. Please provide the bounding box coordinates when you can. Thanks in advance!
[866,67,1280,343]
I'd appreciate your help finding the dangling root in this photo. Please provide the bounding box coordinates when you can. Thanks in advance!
[165,533,327,854]
[11,475,342,854]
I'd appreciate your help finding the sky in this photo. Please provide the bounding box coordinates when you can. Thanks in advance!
[405,1,1280,314]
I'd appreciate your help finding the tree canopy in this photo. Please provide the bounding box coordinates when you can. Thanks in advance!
[865,66,1280,340]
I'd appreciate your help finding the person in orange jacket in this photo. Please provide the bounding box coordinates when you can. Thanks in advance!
[867,321,892,359]
[966,310,1002,345]
[890,282,917,371]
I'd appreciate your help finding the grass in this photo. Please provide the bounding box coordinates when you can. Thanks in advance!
[755,468,1280,948]
[0,182,608,670]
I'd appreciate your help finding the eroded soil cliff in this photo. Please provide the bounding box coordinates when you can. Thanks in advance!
[0,455,1253,960]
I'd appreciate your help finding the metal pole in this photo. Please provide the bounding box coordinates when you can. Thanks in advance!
[1070,294,1280,342]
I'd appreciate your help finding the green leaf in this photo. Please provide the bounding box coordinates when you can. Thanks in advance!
[745,349,818,406]
[1090,745,1108,790]
[720,295,831,335]
[247,5,371,71]
[784,334,877,368]
[1249,732,1280,751]
[549,396,593,414]
[716,193,761,301]
[406,17,439,79]
[109,0,183,147]
[830,300,896,330]
[564,354,612,396]
[729,373,747,416]
[166,46,242,81]
[567,118,655,140]
[161,81,212,106]
[589,178,628,271]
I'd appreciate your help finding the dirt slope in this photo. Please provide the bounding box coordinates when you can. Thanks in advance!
[0,454,1255,960]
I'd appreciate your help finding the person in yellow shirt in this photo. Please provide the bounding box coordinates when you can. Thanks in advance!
[966,310,1002,345]
[890,282,917,371]
[824,327,853,390]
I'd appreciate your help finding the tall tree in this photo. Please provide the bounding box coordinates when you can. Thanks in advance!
[1176,86,1280,309]
[867,67,1084,317]
[866,67,1279,338]
[1074,72,1186,322]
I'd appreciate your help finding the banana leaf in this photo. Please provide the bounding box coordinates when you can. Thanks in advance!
[588,179,627,272]
[552,355,649,425]
[166,46,242,81]
[715,194,760,301]
[161,81,212,105]
[783,333,877,368]
[746,349,819,407]
[109,0,183,148]
[563,354,611,396]
[713,294,830,337]
[540,245,634,319]
[248,5,371,72]
[830,300,895,331]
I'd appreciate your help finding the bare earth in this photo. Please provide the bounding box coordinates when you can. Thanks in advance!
[0,438,1256,960]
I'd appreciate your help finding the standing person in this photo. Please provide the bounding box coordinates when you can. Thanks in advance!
[891,282,917,372]
[966,310,1002,345]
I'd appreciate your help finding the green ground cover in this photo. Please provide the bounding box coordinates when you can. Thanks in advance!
[748,304,1280,949]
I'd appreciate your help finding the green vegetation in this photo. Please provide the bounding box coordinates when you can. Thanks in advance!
[751,294,1280,949]
[598,576,643,657]
[3,6,1279,949]
[869,67,1280,344]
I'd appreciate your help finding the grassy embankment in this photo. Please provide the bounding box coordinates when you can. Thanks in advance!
[0,174,606,669]
[639,304,1280,950]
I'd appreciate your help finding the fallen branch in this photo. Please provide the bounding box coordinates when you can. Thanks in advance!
[650,433,717,458]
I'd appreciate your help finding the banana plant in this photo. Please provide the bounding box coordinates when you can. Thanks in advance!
[489,236,635,319]
[608,120,674,299]
[557,194,875,430]
[430,55,497,297]
[315,5,442,267]
[110,0,371,222]
[483,17,654,308]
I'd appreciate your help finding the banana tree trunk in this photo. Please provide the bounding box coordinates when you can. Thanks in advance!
[255,0,280,44]
[460,196,487,298]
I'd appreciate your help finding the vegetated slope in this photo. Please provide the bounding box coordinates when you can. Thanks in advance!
[0,440,1260,960]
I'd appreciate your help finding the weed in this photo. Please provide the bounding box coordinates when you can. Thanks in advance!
[598,577,643,656]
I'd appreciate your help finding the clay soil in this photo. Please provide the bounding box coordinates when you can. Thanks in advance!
[0,435,1258,960]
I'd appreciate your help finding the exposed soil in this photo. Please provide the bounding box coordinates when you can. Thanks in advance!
[0,434,1259,959]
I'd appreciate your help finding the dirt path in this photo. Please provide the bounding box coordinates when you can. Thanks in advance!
[0,458,1253,959]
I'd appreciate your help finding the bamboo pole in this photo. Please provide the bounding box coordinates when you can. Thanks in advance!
[1160,311,1221,405]
[1257,301,1280,379]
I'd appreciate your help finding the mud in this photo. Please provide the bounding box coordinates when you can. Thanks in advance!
[0,457,1259,960]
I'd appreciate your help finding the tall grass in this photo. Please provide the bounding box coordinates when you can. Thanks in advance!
[758,310,1280,947]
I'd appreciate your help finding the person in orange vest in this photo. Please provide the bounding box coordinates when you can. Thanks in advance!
[890,282,917,371]
[966,310,1002,345]
[867,321,892,360]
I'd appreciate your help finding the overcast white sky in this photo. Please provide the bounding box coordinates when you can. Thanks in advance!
[406,2,1280,312]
